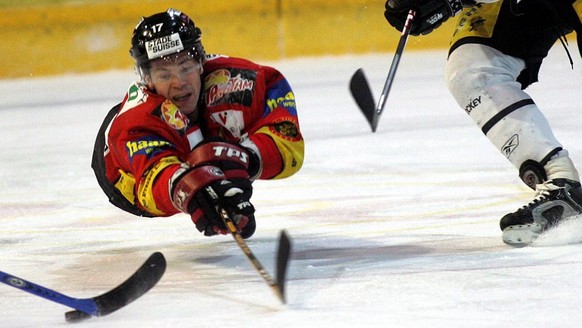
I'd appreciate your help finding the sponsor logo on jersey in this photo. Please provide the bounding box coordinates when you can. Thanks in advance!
[126,137,173,159]
[145,33,184,59]
[120,83,148,115]
[203,69,255,107]
[452,4,495,41]
[267,91,296,112]
[160,100,188,130]
[270,120,300,141]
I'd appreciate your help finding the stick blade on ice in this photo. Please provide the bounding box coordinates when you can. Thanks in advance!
[64,252,166,322]
[275,230,292,303]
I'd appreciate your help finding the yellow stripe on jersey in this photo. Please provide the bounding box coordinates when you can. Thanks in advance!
[137,156,182,216]
[256,127,304,179]
[115,169,137,207]
[450,2,503,45]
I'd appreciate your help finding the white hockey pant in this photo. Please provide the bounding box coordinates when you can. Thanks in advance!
[445,44,579,184]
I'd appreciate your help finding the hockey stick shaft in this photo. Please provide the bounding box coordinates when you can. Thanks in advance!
[376,9,416,115]
[1,252,166,322]
[349,10,416,132]
[0,270,99,315]
[219,209,289,303]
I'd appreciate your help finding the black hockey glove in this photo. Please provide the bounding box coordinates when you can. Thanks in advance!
[384,0,463,36]
[193,179,256,239]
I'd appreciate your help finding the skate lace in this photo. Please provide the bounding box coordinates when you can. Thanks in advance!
[518,181,561,213]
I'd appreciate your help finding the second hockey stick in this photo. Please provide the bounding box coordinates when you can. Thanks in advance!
[0,252,166,323]
[219,209,291,304]
[349,9,416,132]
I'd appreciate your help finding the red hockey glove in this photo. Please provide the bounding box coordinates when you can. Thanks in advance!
[384,0,463,36]
[171,165,256,238]
[187,138,260,181]
[186,138,260,203]
[171,139,259,238]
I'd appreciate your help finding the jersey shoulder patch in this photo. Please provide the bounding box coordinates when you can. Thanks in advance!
[120,82,150,115]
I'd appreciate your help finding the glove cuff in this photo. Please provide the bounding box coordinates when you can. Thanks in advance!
[170,165,225,213]
[187,141,251,171]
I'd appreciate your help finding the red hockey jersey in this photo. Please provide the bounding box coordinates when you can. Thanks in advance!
[92,55,304,217]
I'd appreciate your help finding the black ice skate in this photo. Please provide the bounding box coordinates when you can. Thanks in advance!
[500,179,582,247]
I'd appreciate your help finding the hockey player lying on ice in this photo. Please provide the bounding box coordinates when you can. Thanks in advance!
[92,8,304,239]
[384,0,582,246]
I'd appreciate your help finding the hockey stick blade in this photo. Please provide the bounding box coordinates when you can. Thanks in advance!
[0,252,166,323]
[349,68,379,132]
[65,252,166,322]
[219,209,291,304]
[349,10,416,133]
[275,230,292,303]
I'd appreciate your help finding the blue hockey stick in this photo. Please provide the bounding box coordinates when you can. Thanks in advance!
[0,252,166,322]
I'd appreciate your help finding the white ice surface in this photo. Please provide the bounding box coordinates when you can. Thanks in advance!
[2,47,582,327]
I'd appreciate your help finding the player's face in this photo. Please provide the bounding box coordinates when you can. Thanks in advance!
[148,52,202,117]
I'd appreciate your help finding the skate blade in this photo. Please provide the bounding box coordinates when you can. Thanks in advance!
[502,223,543,247]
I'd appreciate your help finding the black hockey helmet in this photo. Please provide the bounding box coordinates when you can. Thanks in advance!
[130,8,206,70]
